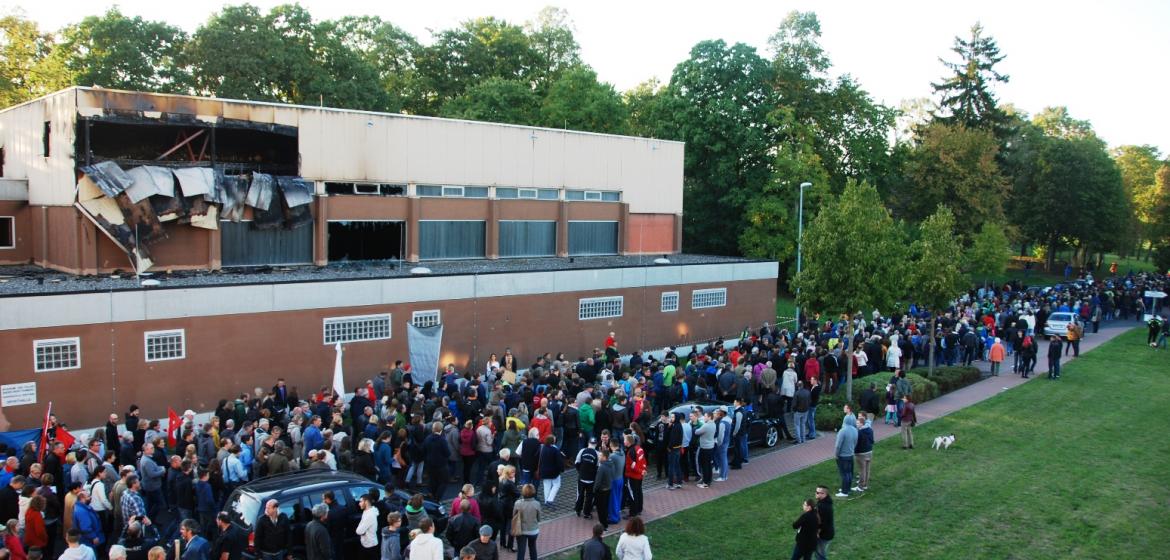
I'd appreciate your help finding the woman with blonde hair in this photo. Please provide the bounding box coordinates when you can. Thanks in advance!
[497,466,518,552]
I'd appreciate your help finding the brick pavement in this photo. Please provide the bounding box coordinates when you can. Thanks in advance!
[532,321,1135,558]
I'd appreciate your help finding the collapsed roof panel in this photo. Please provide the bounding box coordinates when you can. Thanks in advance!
[246,173,275,211]
[174,167,214,198]
[80,161,134,198]
[124,166,176,203]
[277,176,314,208]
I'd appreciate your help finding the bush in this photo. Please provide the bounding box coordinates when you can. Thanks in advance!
[853,372,938,404]
[909,366,982,394]
[815,402,846,432]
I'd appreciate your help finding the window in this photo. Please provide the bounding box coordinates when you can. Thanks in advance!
[324,182,405,196]
[584,190,602,201]
[692,288,727,309]
[462,186,488,198]
[34,337,80,372]
[499,221,556,258]
[0,216,13,249]
[220,222,313,267]
[568,221,618,256]
[661,291,679,313]
[500,188,558,200]
[566,190,619,202]
[441,185,464,197]
[42,121,50,157]
[518,188,538,199]
[419,221,485,260]
[565,190,584,201]
[579,296,623,320]
[323,314,391,344]
[145,329,186,362]
[419,185,488,198]
[496,188,517,199]
[417,185,442,197]
[411,310,441,328]
[538,189,559,200]
[601,191,621,202]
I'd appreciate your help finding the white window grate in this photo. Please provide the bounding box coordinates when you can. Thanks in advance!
[579,296,623,320]
[661,291,679,313]
[411,310,441,328]
[34,337,80,372]
[691,288,727,309]
[323,314,391,344]
[145,329,186,362]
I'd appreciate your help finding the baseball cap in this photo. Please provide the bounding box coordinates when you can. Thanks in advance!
[479,525,493,537]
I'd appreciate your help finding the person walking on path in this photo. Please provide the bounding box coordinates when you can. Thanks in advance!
[899,396,916,450]
[814,486,834,560]
[1047,336,1064,380]
[988,338,1006,376]
[853,413,874,492]
[614,516,652,560]
[833,408,857,498]
[790,499,819,560]
[513,484,542,560]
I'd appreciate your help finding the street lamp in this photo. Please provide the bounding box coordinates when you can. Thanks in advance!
[794,182,812,329]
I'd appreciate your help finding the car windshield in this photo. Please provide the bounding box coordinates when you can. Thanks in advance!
[228,492,262,529]
[1051,313,1073,321]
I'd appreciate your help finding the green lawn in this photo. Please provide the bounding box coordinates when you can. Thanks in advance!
[552,328,1169,559]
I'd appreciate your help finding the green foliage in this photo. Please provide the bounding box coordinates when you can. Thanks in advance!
[0,14,61,106]
[792,179,907,318]
[902,122,1009,227]
[931,22,1012,139]
[52,8,188,93]
[911,365,983,393]
[524,6,581,94]
[910,206,966,310]
[317,15,417,112]
[1033,106,1097,141]
[439,77,539,125]
[538,65,627,133]
[965,222,1012,278]
[622,78,673,139]
[854,372,939,405]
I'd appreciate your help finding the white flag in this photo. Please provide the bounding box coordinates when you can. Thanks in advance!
[332,342,346,397]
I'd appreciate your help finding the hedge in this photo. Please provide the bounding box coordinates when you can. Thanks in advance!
[812,367,983,431]
[911,366,984,394]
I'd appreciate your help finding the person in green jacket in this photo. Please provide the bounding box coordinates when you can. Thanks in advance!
[578,400,596,442]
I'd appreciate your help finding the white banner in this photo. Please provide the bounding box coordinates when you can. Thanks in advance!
[1,382,37,407]
[407,323,443,388]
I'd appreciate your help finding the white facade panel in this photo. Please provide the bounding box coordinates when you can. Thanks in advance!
[620,267,648,288]
[554,268,623,292]
[734,261,780,281]
[110,291,147,322]
[643,265,684,287]
[273,279,382,311]
[0,293,110,329]
[379,275,477,305]
[143,285,274,320]
[475,272,556,298]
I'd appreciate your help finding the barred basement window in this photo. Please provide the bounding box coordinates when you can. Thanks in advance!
[691,288,727,309]
[412,310,441,328]
[145,329,186,362]
[323,314,391,344]
[661,291,679,313]
[34,337,80,372]
[579,296,623,320]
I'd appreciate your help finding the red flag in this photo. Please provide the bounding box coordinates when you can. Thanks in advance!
[167,408,180,448]
[36,402,52,462]
[56,427,75,451]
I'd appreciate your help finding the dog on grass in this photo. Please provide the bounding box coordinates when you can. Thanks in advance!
[932,434,956,450]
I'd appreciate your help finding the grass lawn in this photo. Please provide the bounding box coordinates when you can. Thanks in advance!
[552,328,1170,559]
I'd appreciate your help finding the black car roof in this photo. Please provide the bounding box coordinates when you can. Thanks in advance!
[236,470,374,495]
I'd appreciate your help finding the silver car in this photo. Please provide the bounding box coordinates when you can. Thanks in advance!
[1045,312,1081,338]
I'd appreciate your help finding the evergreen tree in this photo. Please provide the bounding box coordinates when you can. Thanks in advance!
[931,23,1012,139]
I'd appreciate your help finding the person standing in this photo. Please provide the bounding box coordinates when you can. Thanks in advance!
[254,499,290,560]
[791,499,819,560]
[574,438,599,519]
[899,396,916,450]
[792,382,811,444]
[179,518,211,560]
[665,414,683,489]
[580,523,611,560]
[591,449,612,531]
[468,524,499,560]
[692,411,716,489]
[988,338,1006,377]
[614,516,652,560]
[606,441,624,525]
[513,484,542,560]
[1047,336,1064,380]
[1066,322,1082,357]
[305,503,332,560]
[806,379,822,440]
[814,486,834,560]
[497,466,519,552]
[833,408,857,498]
[538,436,564,506]
[622,433,647,516]
[356,493,380,560]
[853,413,874,492]
[410,517,444,560]
[212,512,246,560]
[423,422,451,500]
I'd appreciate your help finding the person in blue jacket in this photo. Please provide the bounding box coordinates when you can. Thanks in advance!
[374,431,395,485]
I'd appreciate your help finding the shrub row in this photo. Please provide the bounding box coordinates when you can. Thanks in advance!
[812,367,982,431]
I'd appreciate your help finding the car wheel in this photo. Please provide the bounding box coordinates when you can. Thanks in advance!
[765,425,779,448]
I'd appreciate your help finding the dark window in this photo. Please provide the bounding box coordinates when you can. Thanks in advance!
[324,182,406,196]
[327,221,405,262]
[42,121,50,157]
[568,221,618,256]
[1,146,6,176]
[419,221,485,260]
[499,221,556,258]
[0,217,12,249]
[221,221,313,266]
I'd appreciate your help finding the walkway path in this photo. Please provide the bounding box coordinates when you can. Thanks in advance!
[535,321,1137,558]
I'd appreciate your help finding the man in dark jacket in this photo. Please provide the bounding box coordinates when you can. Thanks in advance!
[254,499,291,558]
[445,500,480,552]
[305,503,332,560]
[517,429,542,486]
[468,524,500,560]
[580,523,611,560]
[213,511,247,560]
[422,422,451,499]
[815,485,835,559]
[0,475,23,524]
[793,381,811,444]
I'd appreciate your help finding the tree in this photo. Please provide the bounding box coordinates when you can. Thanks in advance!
[184,4,289,101]
[525,6,581,93]
[439,77,539,125]
[932,23,1012,139]
[538,65,626,133]
[0,14,66,106]
[1113,144,1163,258]
[964,222,1012,281]
[1033,106,1096,141]
[909,206,966,376]
[317,15,418,112]
[662,39,777,255]
[622,78,672,139]
[792,180,908,400]
[902,121,1009,227]
[49,8,188,93]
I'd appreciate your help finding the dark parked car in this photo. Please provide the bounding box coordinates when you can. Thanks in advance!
[225,470,448,559]
[644,399,783,449]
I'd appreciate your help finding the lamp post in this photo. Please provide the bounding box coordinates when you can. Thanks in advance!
[794,182,812,328]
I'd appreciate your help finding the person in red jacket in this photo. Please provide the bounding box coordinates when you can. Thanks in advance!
[530,406,553,444]
[622,432,647,518]
[23,495,48,553]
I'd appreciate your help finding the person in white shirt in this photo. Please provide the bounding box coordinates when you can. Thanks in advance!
[408,517,444,560]
[615,516,653,560]
[886,343,902,372]
[355,493,380,559]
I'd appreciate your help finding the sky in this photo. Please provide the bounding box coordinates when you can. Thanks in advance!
[4,0,1167,151]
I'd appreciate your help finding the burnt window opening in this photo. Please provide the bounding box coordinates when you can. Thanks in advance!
[324,182,406,196]
[79,119,298,175]
[327,221,405,262]
[0,216,13,248]
[42,122,50,157]
[0,146,6,176]
[220,221,313,267]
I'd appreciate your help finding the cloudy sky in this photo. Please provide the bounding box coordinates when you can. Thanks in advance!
[5,0,1167,151]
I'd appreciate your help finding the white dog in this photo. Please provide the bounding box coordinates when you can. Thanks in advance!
[932,434,956,450]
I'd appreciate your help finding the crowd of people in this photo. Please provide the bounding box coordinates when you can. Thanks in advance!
[0,270,1164,560]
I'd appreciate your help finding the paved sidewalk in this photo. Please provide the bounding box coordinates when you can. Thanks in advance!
[534,321,1135,558]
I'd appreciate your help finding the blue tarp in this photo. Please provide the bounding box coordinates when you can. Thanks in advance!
[0,429,41,457]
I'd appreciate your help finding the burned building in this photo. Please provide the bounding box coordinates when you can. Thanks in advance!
[0,87,777,428]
